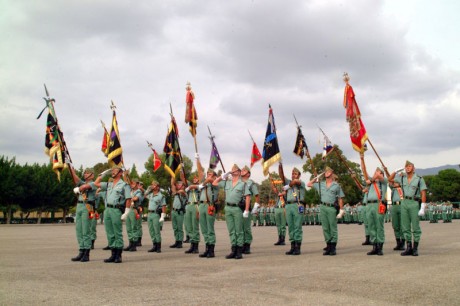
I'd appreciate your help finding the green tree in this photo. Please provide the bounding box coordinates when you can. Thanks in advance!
[424,169,460,202]
[0,156,20,223]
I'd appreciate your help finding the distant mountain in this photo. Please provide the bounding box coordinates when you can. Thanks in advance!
[417,164,460,176]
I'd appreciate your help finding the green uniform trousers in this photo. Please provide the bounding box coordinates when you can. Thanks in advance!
[391,204,402,239]
[242,210,253,244]
[274,207,286,237]
[75,203,91,249]
[171,210,185,242]
[89,216,97,241]
[134,210,143,241]
[225,205,244,247]
[401,199,422,243]
[185,204,200,243]
[320,205,338,243]
[147,212,161,243]
[366,203,385,243]
[285,203,303,242]
[125,209,136,241]
[199,203,216,245]
[104,207,123,249]
[362,205,369,235]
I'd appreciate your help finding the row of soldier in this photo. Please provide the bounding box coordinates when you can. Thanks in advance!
[69,156,432,262]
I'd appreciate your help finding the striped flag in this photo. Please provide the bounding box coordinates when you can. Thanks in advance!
[262,105,281,176]
[107,110,123,167]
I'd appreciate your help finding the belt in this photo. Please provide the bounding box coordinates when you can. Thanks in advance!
[367,200,379,204]
[78,201,95,205]
[393,201,401,205]
[107,204,120,208]
[226,202,238,207]
[148,210,160,214]
[287,201,305,204]
[200,201,211,204]
[188,202,198,205]
[404,196,420,201]
[172,208,183,212]
[321,202,335,207]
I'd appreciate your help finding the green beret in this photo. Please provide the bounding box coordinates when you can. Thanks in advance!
[243,165,251,172]
[405,160,414,167]
[292,167,301,174]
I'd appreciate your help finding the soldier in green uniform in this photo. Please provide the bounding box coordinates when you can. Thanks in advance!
[308,167,345,256]
[344,204,351,224]
[213,164,251,259]
[70,168,97,262]
[135,182,145,247]
[240,166,259,254]
[360,154,388,256]
[441,202,448,223]
[280,167,306,256]
[360,189,371,246]
[95,166,132,263]
[314,204,321,225]
[184,175,202,254]
[169,178,187,249]
[144,180,166,253]
[189,168,219,258]
[390,181,405,251]
[123,179,142,252]
[389,161,427,256]
[259,205,265,226]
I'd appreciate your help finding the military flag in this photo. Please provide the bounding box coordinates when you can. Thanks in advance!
[343,73,368,153]
[163,117,182,177]
[100,121,109,157]
[152,149,162,172]
[262,105,281,176]
[209,139,221,170]
[107,108,123,167]
[322,133,334,160]
[293,127,308,159]
[185,81,198,137]
[40,85,71,181]
[250,142,262,168]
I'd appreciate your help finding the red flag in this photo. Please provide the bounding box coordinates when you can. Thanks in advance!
[343,74,368,153]
[250,142,262,167]
[185,82,197,136]
[101,125,109,157]
[152,149,162,172]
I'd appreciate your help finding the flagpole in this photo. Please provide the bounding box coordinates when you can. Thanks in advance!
[169,103,189,186]
[293,114,317,176]
[366,138,390,177]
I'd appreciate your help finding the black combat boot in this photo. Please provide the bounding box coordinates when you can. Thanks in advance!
[80,249,90,262]
[199,244,209,258]
[279,236,285,245]
[114,249,122,263]
[136,237,142,247]
[274,236,284,246]
[329,242,337,256]
[285,242,295,255]
[377,243,384,256]
[176,241,183,249]
[401,241,413,256]
[104,249,116,262]
[399,239,406,251]
[91,240,95,250]
[412,241,419,256]
[323,243,331,256]
[148,242,157,253]
[234,245,243,259]
[102,245,111,250]
[367,243,378,255]
[243,243,251,254]
[185,242,195,254]
[123,241,133,251]
[170,241,179,248]
[226,245,236,259]
[362,235,371,245]
[155,242,162,253]
[71,249,84,262]
[129,241,137,252]
[207,244,215,258]
[293,242,301,255]
[183,235,190,243]
[393,238,401,251]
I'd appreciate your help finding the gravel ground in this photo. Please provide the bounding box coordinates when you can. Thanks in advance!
[1,220,459,306]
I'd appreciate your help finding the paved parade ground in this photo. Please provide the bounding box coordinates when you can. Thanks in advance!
[1,221,459,306]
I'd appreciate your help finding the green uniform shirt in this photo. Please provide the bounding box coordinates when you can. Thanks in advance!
[218,179,250,204]
[172,193,187,209]
[131,189,143,208]
[366,178,388,202]
[199,183,219,203]
[395,173,427,199]
[146,192,166,211]
[313,181,345,203]
[78,180,96,202]
[285,178,306,203]
[99,180,131,206]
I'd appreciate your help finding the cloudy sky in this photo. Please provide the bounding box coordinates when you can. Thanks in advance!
[1,0,459,183]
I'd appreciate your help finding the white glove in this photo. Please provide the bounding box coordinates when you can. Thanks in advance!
[251,202,260,214]
[243,210,249,218]
[99,169,111,178]
[195,153,200,160]
[418,203,426,216]
[336,209,345,219]
[159,212,166,222]
[185,186,190,192]
[394,168,404,174]
[73,187,80,194]
[227,174,233,180]
[198,184,204,190]
[121,207,132,220]
[221,171,231,180]
[282,184,290,191]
